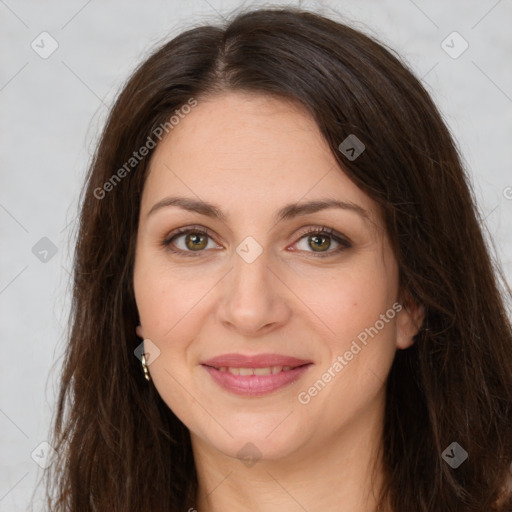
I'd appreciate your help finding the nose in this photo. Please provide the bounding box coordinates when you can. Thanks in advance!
[215,244,292,337]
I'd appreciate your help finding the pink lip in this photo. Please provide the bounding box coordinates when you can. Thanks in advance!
[201,353,313,396]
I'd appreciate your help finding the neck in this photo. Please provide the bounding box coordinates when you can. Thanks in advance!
[191,389,388,512]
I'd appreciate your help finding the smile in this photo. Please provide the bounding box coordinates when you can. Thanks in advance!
[200,354,313,396]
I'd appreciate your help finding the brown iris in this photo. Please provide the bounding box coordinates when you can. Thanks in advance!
[309,234,331,252]
[185,232,208,251]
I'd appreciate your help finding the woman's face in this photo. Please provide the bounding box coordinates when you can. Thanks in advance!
[133,91,422,462]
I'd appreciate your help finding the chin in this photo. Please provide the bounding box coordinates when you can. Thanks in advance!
[196,419,309,465]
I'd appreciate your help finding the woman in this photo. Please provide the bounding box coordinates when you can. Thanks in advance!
[43,6,512,511]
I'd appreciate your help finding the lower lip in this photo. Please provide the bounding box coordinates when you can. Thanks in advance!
[202,364,312,396]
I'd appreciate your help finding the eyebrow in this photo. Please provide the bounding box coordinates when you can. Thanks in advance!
[147,196,370,224]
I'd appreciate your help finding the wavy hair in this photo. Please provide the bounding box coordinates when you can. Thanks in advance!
[42,6,512,511]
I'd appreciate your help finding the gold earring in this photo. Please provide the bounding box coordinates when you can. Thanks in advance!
[141,353,151,382]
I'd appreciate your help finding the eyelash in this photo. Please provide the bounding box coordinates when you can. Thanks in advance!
[161,225,352,259]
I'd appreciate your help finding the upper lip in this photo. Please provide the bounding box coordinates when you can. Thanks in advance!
[201,353,312,369]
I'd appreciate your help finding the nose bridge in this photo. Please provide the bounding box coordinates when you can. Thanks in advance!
[231,239,273,308]
[232,240,270,297]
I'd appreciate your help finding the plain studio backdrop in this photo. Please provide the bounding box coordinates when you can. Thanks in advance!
[0,0,511,510]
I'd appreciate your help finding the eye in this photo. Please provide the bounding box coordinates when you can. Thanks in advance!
[161,225,220,257]
[161,225,351,258]
[292,227,352,257]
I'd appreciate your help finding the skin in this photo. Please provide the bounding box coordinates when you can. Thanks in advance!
[133,91,424,512]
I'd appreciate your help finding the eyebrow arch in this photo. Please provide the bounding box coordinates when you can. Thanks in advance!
[147,196,370,224]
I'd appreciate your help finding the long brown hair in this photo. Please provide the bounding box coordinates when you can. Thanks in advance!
[41,6,512,511]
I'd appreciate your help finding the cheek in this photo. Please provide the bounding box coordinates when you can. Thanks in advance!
[133,255,211,423]
[293,250,399,408]
[292,250,398,351]
[305,255,400,402]
[133,252,217,340]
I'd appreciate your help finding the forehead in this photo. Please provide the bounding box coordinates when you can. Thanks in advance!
[141,91,381,228]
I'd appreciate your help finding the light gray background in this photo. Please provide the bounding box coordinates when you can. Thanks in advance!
[1,0,511,510]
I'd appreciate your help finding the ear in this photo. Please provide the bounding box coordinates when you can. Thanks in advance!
[395,292,425,350]
[136,325,144,339]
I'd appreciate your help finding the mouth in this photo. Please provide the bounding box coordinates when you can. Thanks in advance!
[207,365,302,375]
[200,353,313,396]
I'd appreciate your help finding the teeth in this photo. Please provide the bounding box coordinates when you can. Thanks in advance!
[218,366,294,375]
[253,367,272,376]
